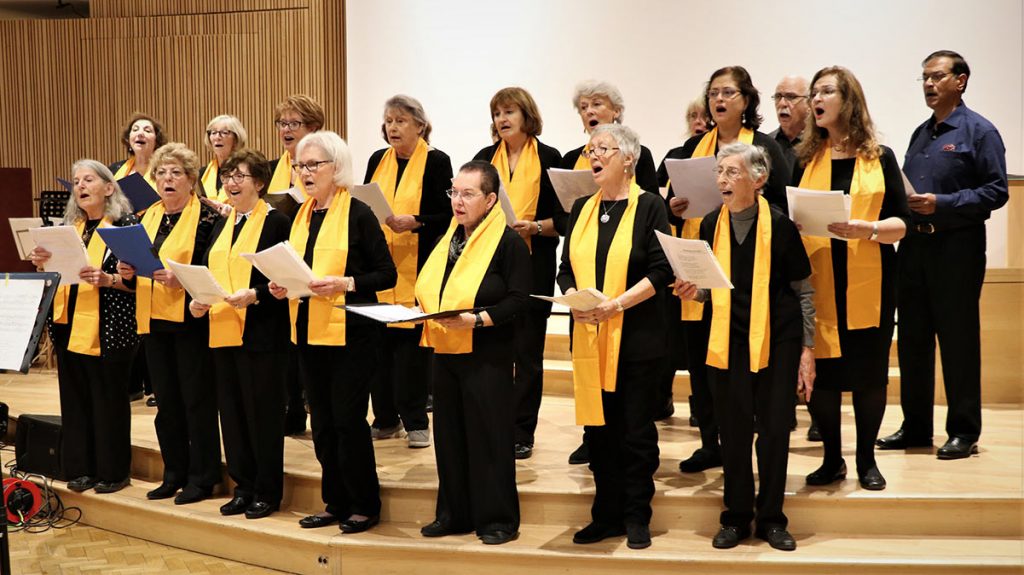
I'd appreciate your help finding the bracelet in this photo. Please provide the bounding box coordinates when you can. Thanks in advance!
[869,222,879,241]
[613,299,625,313]
[535,221,543,235]
[474,312,484,328]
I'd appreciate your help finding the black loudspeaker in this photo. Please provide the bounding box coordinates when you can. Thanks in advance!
[14,414,65,481]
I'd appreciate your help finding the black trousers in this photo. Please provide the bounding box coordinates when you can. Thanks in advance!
[145,329,221,489]
[709,338,799,530]
[897,225,985,442]
[284,345,305,423]
[432,352,519,536]
[127,337,151,396]
[56,346,133,482]
[683,319,717,451]
[513,308,548,445]
[213,347,287,505]
[370,325,431,432]
[299,339,381,518]
[587,358,661,526]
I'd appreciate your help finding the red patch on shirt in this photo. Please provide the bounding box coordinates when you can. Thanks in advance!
[942,144,957,152]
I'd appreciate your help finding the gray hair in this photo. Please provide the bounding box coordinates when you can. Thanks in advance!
[572,80,625,122]
[590,124,641,175]
[382,94,432,143]
[63,159,134,224]
[295,131,354,189]
[205,114,249,150]
[717,142,771,183]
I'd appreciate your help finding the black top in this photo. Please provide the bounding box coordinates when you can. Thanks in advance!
[557,191,673,361]
[437,226,531,361]
[294,198,398,346]
[769,127,801,174]
[561,144,660,197]
[202,208,292,352]
[362,147,454,271]
[699,204,810,346]
[49,214,141,359]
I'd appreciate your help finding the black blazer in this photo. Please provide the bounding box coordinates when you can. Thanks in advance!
[561,144,660,197]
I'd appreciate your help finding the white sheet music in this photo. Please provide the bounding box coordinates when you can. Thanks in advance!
[8,218,44,260]
[655,230,734,289]
[531,287,607,311]
[497,182,518,224]
[166,260,230,306]
[350,182,394,225]
[547,168,599,212]
[0,279,45,371]
[664,156,722,219]
[240,242,317,299]
[28,225,89,286]
[787,186,851,240]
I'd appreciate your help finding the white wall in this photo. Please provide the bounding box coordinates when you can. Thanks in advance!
[346,0,1023,265]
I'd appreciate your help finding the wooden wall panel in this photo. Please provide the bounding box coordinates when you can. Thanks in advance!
[0,2,344,213]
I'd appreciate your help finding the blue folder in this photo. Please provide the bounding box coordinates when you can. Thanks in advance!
[96,224,163,278]
[118,172,161,212]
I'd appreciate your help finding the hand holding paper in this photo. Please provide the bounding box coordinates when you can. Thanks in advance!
[654,230,734,289]
[531,287,607,311]
[787,186,851,240]
[241,242,316,299]
[28,226,89,286]
[664,156,722,219]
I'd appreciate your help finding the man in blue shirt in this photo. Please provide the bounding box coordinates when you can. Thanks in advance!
[877,50,1008,460]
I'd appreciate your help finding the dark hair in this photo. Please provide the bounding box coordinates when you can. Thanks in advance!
[489,87,543,140]
[459,160,500,197]
[705,66,763,130]
[120,112,168,156]
[221,149,272,197]
[923,50,971,93]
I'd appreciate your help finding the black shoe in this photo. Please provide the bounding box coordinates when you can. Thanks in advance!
[757,526,796,551]
[806,423,822,442]
[654,397,675,421]
[420,520,473,538]
[480,530,518,545]
[220,496,252,516]
[711,525,750,549]
[128,391,145,402]
[806,460,847,486]
[936,437,978,460]
[687,395,698,427]
[245,501,279,519]
[568,442,590,465]
[67,476,98,493]
[146,396,158,407]
[340,514,380,534]
[174,485,212,505]
[146,482,182,500]
[678,448,722,473]
[626,523,651,549]
[299,513,338,529]
[876,428,932,450]
[94,478,130,494]
[858,466,887,490]
[572,521,626,544]
[514,442,533,460]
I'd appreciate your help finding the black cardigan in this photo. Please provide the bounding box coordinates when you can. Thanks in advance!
[561,144,660,197]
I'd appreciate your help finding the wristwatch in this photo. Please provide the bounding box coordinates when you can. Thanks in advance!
[869,222,879,241]
[535,221,543,235]
[474,312,484,328]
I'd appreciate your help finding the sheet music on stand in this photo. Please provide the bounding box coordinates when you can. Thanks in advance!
[0,272,61,374]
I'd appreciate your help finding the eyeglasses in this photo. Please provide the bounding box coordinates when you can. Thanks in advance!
[708,88,741,100]
[918,71,953,84]
[714,166,746,180]
[220,172,253,184]
[154,168,187,179]
[207,129,234,138]
[446,188,483,201]
[275,120,306,130]
[290,160,333,174]
[582,145,620,160]
[809,86,840,99]
[772,93,807,103]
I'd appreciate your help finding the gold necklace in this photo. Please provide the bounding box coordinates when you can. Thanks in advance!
[831,136,850,154]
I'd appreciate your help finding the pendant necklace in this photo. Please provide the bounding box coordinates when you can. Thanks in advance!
[600,199,624,224]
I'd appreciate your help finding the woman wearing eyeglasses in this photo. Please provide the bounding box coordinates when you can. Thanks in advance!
[660,66,791,476]
[269,131,397,534]
[116,143,223,505]
[363,95,453,448]
[793,67,908,492]
[188,149,292,520]
[199,114,248,202]
[472,87,561,461]
[558,124,671,550]
[414,160,530,545]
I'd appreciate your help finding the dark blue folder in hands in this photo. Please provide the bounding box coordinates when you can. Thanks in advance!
[96,224,163,278]
[118,172,161,212]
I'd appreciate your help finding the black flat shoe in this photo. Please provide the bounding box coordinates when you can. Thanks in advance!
[626,523,651,549]
[936,436,979,460]
[712,525,750,549]
[572,521,625,544]
[757,526,796,551]
[174,485,212,505]
[858,466,887,490]
[299,513,338,529]
[806,460,847,486]
[514,442,533,460]
[340,514,379,534]
[806,423,822,442]
[146,482,183,500]
[568,442,589,465]
[876,428,932,450]
[480,530,518,545]
[67,476,97,493]
[244,501,279,519]
[420,520,474,538]
[220,496,252,516]
[146,396,158,407]
[94,478,130,494]
[678,448,722,473]
[654,397,675,421]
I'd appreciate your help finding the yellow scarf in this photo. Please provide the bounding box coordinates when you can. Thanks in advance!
[136,194,202,334]
[798,145,885,358]
[568,182,640,426]
[288,188,350,346]
[112,156,157,191]
[208,200,269,348]
[706,196,772,372]
[415,205,506,355]
[53,218,111,356]
[491,138,540,251]
[371,139,428,316]
[200,159,224,201]
[267,151,293,195]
